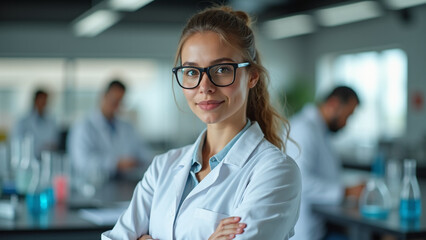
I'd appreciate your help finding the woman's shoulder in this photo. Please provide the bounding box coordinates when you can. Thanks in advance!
[253,139,300,170]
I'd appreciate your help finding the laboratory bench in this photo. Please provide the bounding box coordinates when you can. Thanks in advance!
[0,180,138,240]
[312,180,426,240]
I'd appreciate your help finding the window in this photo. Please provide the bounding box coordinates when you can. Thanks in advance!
[317,49,407,163]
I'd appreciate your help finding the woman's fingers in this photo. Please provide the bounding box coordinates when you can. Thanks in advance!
[209,217,246,240]
[137,235,159,240]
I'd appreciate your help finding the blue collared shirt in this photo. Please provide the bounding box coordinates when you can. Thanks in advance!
[178,120,252,209]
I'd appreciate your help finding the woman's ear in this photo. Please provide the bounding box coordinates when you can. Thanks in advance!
[248,70,259,89]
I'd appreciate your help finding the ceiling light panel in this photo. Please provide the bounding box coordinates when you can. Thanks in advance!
[316,1,382,27]
[109,0,155,11]
[263,14,315,39]
[73,10,121,37]
[386,0,426,9]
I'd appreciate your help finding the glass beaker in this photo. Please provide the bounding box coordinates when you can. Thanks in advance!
[386,158,402,209]
[399,159,422,220]
[79,158,108,198]
[52,153,69,203]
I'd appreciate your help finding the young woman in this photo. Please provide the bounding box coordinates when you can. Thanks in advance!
[102,6,301,240]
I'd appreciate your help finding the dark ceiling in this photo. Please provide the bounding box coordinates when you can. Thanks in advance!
[0,0,360,26]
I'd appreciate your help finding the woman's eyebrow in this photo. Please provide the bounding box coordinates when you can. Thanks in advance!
[182,58,236,67]
[182,61,198,66]
[211,57,236,64]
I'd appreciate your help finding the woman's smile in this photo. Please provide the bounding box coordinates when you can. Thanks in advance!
[197,100,225,110]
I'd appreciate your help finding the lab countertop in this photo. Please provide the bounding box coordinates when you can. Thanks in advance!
[0,180,138,240]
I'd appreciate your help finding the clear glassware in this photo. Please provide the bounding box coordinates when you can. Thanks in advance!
[26,152,55,215]
[52,153,69,204]
[15,135,36,194]
[386,158,402,209]
[399,159,422,220]
[359,152,392,218]
[0,143,6,197]
[40,151,55,207]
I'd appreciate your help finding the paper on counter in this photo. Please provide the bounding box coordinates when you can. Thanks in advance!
[78,206,127,226]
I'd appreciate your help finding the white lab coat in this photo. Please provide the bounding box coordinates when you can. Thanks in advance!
[286,104,344,240]
[11,109,59,157]
[67,109,153,179]
[102,122,301,240]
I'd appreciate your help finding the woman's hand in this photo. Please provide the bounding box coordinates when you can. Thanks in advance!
[137,235,158,240]
[208,217,246,240]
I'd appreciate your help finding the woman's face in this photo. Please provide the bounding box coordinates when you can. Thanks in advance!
[180,31,258,126]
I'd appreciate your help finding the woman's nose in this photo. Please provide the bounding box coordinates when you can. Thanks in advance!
[198,72,215,94]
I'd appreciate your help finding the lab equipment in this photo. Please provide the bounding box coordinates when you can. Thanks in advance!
[359,152,392,218]
[399,159,422,220]
[15,135,35,194]
[26,151,55,215]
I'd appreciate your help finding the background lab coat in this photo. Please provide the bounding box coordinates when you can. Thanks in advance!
[102,122,301,240]
[12,109,59,157]
[286,104,344,240]
[67,109,153,179]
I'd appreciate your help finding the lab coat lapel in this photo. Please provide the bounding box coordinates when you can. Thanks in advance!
[171,155,192,214]
[184,123,264,202]
[184,161,222,202]
[224,122,264,167]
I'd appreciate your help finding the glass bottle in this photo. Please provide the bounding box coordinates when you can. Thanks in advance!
[359,152,392,218]
[40,151,55,207]
[399,159,422,220]
[26,153,54,215]
[15,135,35,194]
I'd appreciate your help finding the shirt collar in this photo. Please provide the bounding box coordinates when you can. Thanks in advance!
[191,120,252,173]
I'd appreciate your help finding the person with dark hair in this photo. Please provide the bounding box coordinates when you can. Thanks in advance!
[67,79,153,186]
[12,88,59,157]
[286,85,364,240]
[102,5,301,240]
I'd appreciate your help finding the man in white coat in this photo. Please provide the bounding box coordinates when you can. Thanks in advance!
[286,86,364,240]
[12,89,59,158]
[67,80,153,184]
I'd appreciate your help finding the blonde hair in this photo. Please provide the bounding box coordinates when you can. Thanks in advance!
[174,6,290,151]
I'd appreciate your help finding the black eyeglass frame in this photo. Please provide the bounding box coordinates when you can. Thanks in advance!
[172,62,250,89]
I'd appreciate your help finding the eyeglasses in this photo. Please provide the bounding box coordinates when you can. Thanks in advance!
[172,62,250,89]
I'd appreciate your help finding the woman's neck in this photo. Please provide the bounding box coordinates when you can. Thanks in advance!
[202,119,247,161]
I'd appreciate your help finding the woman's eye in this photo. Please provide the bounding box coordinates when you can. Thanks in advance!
[216,66,232,74]
[184,69,199,77]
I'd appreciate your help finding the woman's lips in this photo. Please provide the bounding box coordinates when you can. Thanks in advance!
[197,100,224,110]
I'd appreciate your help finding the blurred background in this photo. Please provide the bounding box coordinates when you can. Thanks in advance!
[0,0,425,167]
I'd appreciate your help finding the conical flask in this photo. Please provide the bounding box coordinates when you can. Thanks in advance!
[359,152,392,218]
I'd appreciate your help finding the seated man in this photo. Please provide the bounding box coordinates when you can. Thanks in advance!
[67,80,153,186]
[286,86,364,240]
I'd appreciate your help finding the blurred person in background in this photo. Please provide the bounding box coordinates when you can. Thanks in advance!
[67,80,153,182]
[286,86,364,240]
[11,89,59,158]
